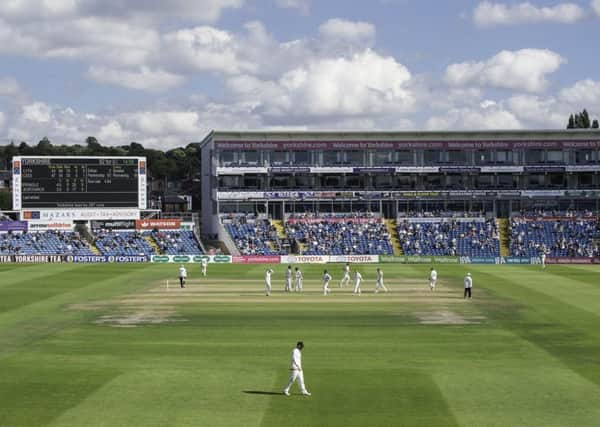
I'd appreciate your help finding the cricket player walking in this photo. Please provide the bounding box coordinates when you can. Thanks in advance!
[201,258,208,276]
[353,270,362,295]
[323,269,332,295]
[285,265,293,292]
[294,267,303,292]
[375,268,388,293]
[178,264,187,288]
[339,263,351,287]
[540,249,547,270]
[283,341,311,396]
[265,268,273,296]
[429,267,437,292]
[464,272,473,299]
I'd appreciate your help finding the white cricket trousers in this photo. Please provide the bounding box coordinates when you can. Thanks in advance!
[354,280,361,294]
[340,274,350,287]
[375,280,387,292]
[284,369,307,394]
[285,278,292,292]
[295,279,303,292]
[265,281,272,295]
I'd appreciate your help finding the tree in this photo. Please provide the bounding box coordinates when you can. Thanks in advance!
[567,114,575,129]
[593,120,599,129]
[567,110,599,129]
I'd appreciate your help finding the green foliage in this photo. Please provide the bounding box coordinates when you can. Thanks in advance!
[567,109,599,129]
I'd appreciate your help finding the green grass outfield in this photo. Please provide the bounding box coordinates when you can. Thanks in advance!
[1,262,600,427]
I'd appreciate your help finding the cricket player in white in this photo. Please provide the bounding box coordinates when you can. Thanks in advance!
[375,268,387,293]
[429,267,437,292]
[294,267,303,292]
[322,270,332,295]
[540,251,547,270]
[283,341,311,396]
[339,263,351,287]
[178,264,187,288]
[353,270,362,295]
[464,272,473,299]
[265,268,273,296]
[285,265,293,292]
[201,258,208,276]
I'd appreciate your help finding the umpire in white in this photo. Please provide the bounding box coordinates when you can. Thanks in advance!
[283,341,311,396]
[464,272,473,299]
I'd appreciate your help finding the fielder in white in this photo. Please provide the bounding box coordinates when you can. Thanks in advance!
[339,263,351,287]
[201,257,208,276]
[375,268,388,293]
[322,270,332,295]
[294,267,303,292]
[429,267,437,292]
[285,265,293,292]
[265,268,273,296]
[540,251,547,270]
[464,272,473,299]
[353,270,362,295]
[283,341,311,396]
[178,264,187,288]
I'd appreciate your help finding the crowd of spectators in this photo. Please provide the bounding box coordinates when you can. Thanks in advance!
[397,210,486,218]
[510,217,600,257]
[285,218,392,255]
[517,208,597,218]
[0,230,94,255]
[149,230,203,255]
[93,230,154,257]
[397,220,499,256]
[223,215,283,255]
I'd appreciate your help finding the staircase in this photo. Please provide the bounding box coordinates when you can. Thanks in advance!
[89,243,101,255]
[144,235,162,254]
[271,220,287,239]
[497,218,510,257]
[385,219,403,256]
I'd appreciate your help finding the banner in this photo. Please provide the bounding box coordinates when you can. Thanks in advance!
[286,217,380,224]
[546,257,600,264]
[135,219,181,230]
[379,255,459,264]
[504,257,535,264]
[0,255,63,263]
[232,255,281,264]
[0,221,28,232]
[399,217,486,223]
[460,256,501,264]
[91,220,136,230]
[328,255,380,263]
[22,209,140,221]
[64,255,148,263]
[280,255,329,264]
[150,254,232,263]
[27,221,74,231]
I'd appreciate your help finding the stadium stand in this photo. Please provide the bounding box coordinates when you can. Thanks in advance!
[397,219,500,257]
[509,217,600,257]
[284,216,393,255]
[222,214,284,255]
[0,231,94,255]
[148,230,203,255]
[93,230,155,257]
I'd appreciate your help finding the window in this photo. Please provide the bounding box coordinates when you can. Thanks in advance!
[447,174,468,189]
[271,151,288,165]
[475,150,492,165]
[243,151,260,164]
[527,174,545,187]
[396,150,412,164]
[321,175,341,188]
[548,174,564,187]
[546,150,564,163]
[498,174,517,188]
[218,175,240,188]
[243,174,262,188]
[294,174,314,188]
[574,150,594,164]
[345,151,363,165]
[578,174,594,188]
[374,151,392,165]
[448,150,468,164]
[396,175,416,189]
[374,174,393,188]
[346,174,365,188]
[323,151,340,165]
[424,175,442,188]
[219,151,235,166]
[294,151,311,165]
[475,175,494,189]
[424,150,441,165]
[495,150,512,164]
[270,175,290,188]
[525,150,544,164]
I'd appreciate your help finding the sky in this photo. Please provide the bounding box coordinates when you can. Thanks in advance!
[0,0,599,149]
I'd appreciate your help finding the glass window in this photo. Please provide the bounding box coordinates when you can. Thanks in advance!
[243,174,262,188]
[578,174,594,188]
[495,150,512,163]
[218,175,239,188]
[321,175,341,188]
[270,175,290,188]
[294,174,314,188]
[476,175,494,188]
[546,150,564,163]
[448,150,468,164]
[271,151,288,165]
[323,151,340,164]
[575,150,594,164]
[548,174,564,187]
[396,175,416,189]
[374,151,392,165]
[374,174,393,187]
[345,151,363,165]
[498,174,517,188]
[294,151,311,165]
[424,175,442,188]
[243,151,259,164]
[527,174,545,187]
[396,150,412,164]
[475,150,492,165]
[525,150,544,164]
[346,174,365,188]
[219,151,235,166]
[424,150,441,165]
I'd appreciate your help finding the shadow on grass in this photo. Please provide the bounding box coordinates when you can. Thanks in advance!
[243,390,283,396]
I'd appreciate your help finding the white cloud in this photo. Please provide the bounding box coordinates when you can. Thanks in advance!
[593,0,600,15]
[319,18,375,44]
[22,102,52,123]
[558,79,600,107]
[228,49,414,119]
[87,66,184,92]
[0,112,5,130]
[274,0,310,14]
[0,77,22,97]
[426,104,522,130]
[473,1,585,27]
[445,49,565,93]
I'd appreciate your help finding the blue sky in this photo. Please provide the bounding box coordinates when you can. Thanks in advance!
[0,0,599,148]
